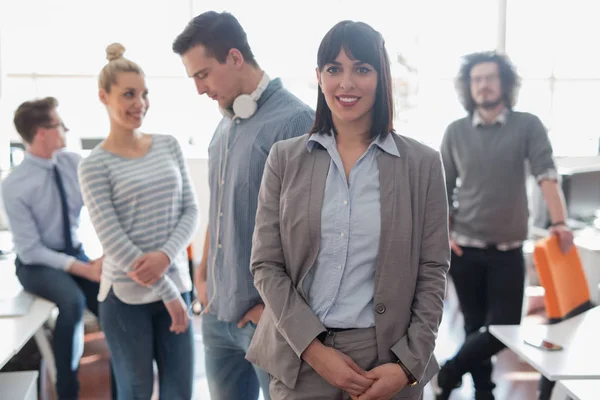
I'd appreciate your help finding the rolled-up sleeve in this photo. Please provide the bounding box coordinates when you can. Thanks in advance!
[526,115,557,183]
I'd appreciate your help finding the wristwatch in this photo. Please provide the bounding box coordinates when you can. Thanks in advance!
[395,359,418,387]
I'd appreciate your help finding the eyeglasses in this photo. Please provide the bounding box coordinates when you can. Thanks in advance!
[42,121,68,131]
[470,74,500,85]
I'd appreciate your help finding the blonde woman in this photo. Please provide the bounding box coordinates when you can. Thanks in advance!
[78,43,199,400]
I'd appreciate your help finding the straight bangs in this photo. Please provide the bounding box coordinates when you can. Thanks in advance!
[317,22,382,72]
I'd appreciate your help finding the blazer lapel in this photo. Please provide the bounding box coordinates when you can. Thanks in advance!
[375,150,397,293]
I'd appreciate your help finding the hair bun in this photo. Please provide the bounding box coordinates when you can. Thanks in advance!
[106,43,126,62]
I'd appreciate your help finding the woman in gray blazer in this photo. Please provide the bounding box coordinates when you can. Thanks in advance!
[246,20,450,400]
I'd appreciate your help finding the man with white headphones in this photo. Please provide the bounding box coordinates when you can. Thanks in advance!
[173,11,314,400]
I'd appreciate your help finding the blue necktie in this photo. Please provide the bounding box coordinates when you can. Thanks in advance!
[53,165,75,255]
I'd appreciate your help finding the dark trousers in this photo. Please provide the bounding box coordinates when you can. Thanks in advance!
[16,248,116,400]
[448,246,525,391]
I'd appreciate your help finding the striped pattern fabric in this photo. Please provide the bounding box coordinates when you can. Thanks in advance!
[78,134,199,304]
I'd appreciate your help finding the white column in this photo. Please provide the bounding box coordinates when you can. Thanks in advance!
[0,24,9,178]
[497,0,508,53]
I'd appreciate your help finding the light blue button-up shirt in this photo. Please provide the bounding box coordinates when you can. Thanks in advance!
[303,132,400,329]
[1,150,84,269]
[207,78,315,322]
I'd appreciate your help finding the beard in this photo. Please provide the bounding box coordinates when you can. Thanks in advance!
[477,96,503,110]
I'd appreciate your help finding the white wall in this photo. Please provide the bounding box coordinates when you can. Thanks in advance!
[0,26,9,230]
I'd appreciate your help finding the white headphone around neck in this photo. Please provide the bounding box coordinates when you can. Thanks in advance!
[220,72,271,119]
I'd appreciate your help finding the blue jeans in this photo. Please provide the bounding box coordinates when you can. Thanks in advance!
[100,289,194,400]
[202,312,270,400]
[15,248,107,400]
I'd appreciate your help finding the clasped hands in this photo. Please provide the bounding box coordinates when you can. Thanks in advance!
[127,251,189,334]
[127,251,170,286]
[302,339,410,400]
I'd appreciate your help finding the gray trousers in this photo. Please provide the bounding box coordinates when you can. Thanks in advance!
[269,327,424,400]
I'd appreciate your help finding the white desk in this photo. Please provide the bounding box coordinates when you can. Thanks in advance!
[0,371,39,400]
[558,379,600,400]
[489,306,600,381]
[0,297,55,370]
[0,249,57,384]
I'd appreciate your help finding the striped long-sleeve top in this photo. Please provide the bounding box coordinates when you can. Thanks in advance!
[78,134,199,304]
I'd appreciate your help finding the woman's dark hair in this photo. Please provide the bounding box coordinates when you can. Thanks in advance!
[455,51,521,113]
[310,20,394,140]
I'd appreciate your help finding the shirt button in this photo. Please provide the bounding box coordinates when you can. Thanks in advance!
[236,119,241,124]
[343,200,348,205]
[218,243,222,249]
[221,180,225,185]
[220,212,223,217]
[340,232,345,237]
[337,265,342,270]
[375,303,386,314]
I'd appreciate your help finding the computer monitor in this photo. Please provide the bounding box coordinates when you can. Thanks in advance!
[562,170,600,224]
[530,157,600,230]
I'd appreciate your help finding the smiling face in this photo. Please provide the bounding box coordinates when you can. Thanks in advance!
[312,21,394,140]
[317,48,378,131]
[99,71,149,130]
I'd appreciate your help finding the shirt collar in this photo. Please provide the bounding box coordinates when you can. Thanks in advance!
[472,108,509,127]
[307,131,400,158]
[24,151,57,170]
[257,77,282,108]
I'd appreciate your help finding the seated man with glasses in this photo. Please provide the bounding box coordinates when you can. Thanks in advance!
[0,97,111,400]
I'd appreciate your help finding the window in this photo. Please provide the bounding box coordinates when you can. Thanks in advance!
[507,0,600,156]
[1,0,499,159]
[192,0,498,150]
[0,0,206,156]
[2,0,596,162]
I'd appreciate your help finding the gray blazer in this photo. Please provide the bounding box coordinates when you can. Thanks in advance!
[246,133,450,396]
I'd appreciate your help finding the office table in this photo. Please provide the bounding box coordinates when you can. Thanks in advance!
[557,379,600,400]
[0,297,55,370]
[0,371,39,400]
[0,251,57,384]
[489,306,600,381]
